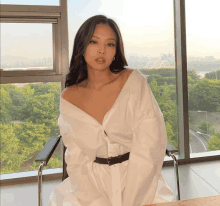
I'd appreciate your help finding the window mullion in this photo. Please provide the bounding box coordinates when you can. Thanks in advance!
[173,0,190,161]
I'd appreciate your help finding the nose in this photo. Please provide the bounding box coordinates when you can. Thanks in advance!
[99,50,105,54]
[98,45,106,54]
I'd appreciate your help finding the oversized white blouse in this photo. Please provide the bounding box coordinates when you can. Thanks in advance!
[49,69,174,206]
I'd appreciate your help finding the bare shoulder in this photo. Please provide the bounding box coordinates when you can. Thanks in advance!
[61,85,78,101]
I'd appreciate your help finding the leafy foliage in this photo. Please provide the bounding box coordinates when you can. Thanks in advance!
[207,132,220,151]
[1,68,220,175]
[0,82,61,174]
[205,70,220,80]
[148,78,178,148]
[198,120,216,136]
[140,68,200,86]
[188,79,220,112]
[0,88,12,124]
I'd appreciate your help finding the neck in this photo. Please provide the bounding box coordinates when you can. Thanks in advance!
[86,68,115,90]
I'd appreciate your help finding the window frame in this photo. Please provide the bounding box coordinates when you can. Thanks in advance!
[0,0,68,184]
[173,0,220,164]
[0,3,68,85]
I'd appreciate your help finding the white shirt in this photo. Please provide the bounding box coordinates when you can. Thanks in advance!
[49,69,174,206]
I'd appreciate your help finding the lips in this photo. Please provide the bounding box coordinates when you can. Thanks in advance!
[95,57,106,62]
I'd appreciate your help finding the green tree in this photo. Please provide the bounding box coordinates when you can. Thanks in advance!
[205,71,220,80]
[168,85,176,102]
[28,82,61,135]
[9,89,27,121]
[187,70,200,81]
[0,88,12,124]
[159,83,178,147]
[21,84,35,95]
[165,121,177,148]
[14,121,51,150]
[149,79,178,147]
[187,75,195,84]
[188,79,220,112]
[0,121,51,174]
[21,93,56,128]
[198,120,216,135]
[0,83,61,174]
[0,123,20,174]
[0,84,28,121]
[139,68,200,86]
[207,132,220,151]
[149,78,160,100]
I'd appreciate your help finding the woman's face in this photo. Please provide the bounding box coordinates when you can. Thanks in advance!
[84,24,117,71]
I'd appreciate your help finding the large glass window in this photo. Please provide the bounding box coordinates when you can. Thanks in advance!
[67,0,178,151]
[0,82,61,174]
[185,0,220,156]
[1,23,53,71]
[1,0,67,178]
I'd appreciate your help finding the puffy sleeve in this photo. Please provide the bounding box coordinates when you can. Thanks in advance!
[122,79,168,206]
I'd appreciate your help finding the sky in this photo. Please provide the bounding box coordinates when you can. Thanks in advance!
[1,0,220,66]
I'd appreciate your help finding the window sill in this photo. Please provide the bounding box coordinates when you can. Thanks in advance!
[190,150,220,158]
[164,150,220,166]
[1,150,220,186]
[0,168,62,186]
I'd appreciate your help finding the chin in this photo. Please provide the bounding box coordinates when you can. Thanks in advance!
[91,63,111,70]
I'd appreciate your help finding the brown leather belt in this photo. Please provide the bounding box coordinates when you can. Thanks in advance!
[94,152,130,166]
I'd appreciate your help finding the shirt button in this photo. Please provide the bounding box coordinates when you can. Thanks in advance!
[114,190,118,194]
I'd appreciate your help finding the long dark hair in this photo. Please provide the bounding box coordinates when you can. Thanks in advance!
[65,15,128,88]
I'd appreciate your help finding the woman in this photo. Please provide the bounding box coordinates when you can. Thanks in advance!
[49,15,174,206]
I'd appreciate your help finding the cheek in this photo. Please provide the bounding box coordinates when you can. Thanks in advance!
[106,48,116,56]
[86,47,98,57]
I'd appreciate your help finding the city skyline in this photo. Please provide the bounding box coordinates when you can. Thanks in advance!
[2,53,219,69]
[1,0,220,65]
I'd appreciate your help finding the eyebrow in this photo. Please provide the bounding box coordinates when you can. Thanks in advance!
[92,36,116,41]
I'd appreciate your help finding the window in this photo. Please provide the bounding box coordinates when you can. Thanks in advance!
[0,3,66,80]
[0,1,69,178]
[1,23,53,72]
[185,0,220,157]
[1,0,219,183]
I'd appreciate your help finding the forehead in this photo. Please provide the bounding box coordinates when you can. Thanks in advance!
[93,24,116,39]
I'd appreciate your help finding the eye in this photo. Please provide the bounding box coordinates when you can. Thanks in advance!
[90,40,115,47]
[90,40,97,44]
[108,43,116,47]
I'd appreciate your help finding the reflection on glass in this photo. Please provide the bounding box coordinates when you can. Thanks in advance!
[186,0,220,155]
[0,82,61,174]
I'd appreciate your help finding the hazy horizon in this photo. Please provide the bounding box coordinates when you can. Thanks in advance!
[1,0,220,65]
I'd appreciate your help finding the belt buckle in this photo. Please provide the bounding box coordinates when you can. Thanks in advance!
[107,156,113,166]
[107,155,122,166]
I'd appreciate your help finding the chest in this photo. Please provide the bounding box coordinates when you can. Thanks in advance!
[73,81,123,125]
